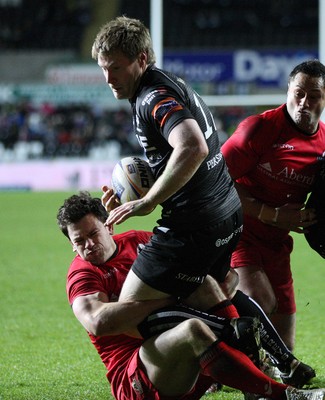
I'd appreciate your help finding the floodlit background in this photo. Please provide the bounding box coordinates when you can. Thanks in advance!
[0,0,322,191]
[0,2,324,400]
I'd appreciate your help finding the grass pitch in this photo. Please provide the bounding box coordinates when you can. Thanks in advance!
[0,191,324,400]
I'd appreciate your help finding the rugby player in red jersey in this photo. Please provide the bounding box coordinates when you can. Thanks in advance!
[222,59,325,379]
[58,192,324,400]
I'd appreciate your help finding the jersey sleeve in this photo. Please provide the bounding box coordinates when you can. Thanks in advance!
[66,231,153,306]
[139,88,194,141]
[134,230,153,244]
[221,115,266,179]
[66,259,107,305]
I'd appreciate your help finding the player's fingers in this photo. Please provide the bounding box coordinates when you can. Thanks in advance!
[102,190,118,212]
[299,209,317,223]
[101,188,110,204]
[105,203,135,225]
[282,202,305,210]
[299,220,317,228]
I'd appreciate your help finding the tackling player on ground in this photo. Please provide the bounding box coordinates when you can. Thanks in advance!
[58,192,325,400]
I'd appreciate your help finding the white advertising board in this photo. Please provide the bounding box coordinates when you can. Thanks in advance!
[0,160,114,191]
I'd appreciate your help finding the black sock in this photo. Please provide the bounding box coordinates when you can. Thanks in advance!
[137,304,230,339]
[231,290,295,372]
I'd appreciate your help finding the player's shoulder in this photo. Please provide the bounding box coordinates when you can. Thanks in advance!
[245,104,285,133]
[138,66,183,101]
[70,254,92,268]
[238,104,281,126]
[67,255,98,279]
[234,112,270,138]
[257,104,287,126]
[318,119,325,134]
[134,73,168,114]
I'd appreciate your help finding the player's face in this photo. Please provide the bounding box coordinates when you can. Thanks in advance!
[287,72,325,134]
[98,50,147,100]
[67,214,116,265]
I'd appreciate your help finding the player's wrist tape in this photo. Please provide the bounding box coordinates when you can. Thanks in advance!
[258,204,265,221]
[258,203,279,223]
[272,207,280,223]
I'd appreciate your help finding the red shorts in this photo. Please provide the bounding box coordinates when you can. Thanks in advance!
[113,350,214,400]
[231,219,295,314]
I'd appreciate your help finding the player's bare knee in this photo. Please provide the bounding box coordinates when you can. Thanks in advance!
[180,319,217,356]
[256,292,277,315]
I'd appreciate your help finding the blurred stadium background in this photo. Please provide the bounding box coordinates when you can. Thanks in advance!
[0,0,322,191]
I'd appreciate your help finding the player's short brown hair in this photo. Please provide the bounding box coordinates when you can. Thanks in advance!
[57,191,108,238]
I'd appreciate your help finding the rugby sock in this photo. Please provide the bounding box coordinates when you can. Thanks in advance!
[200,340,287,399]
[207,299,240,319]
[231,290,295,372]
[137,304,228,339]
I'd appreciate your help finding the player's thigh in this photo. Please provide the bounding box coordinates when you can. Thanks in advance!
[139,319,214,396]
[184,274,228,311]
[119,269,171,301]
[236,265,277,314]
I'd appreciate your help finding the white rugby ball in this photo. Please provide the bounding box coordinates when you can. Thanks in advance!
[111,156,155,204]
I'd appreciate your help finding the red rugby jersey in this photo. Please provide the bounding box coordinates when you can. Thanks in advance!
[66,230,152,393]
[222,104,325,207]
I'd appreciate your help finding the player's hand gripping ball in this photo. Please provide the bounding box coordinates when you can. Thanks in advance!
[304,160,325,258]
[111,156,155,204]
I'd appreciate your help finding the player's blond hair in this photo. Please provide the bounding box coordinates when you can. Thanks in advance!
[91,16,156,64]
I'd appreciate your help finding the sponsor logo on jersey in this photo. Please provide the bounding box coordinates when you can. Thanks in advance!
[102,271,113,279]
[273,143,294,150]
[215,225,243,247]
[131,377,144,395]
[277,167,313,184]
[258,163,314,185]
[175,272,205,284]
[152,97,183,127]
[142,89,159,106]
[260,162,272,172]
[206,152,222,170]
[317,150,325,161]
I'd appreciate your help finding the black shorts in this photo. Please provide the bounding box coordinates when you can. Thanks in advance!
[131,209,243,298]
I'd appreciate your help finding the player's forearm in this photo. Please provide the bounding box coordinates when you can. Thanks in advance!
[234,183,279,223]
[91,298,174,337]
[144,142,206,207]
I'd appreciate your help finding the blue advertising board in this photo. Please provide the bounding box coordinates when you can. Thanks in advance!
[0,49,319,105]
[164,49,318,89]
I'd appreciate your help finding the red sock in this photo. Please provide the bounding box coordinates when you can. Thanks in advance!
[200,341,287,399]
[208,300,240,318]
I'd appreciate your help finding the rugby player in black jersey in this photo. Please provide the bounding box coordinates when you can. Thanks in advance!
[93,16,317,393]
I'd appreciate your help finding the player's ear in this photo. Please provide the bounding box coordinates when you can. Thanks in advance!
[138,51,147,67]
[105,223,114,235]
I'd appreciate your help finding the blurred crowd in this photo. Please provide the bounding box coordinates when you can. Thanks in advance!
[0,102,142,161]
[0,1,316,162]
[0,101,260,162]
